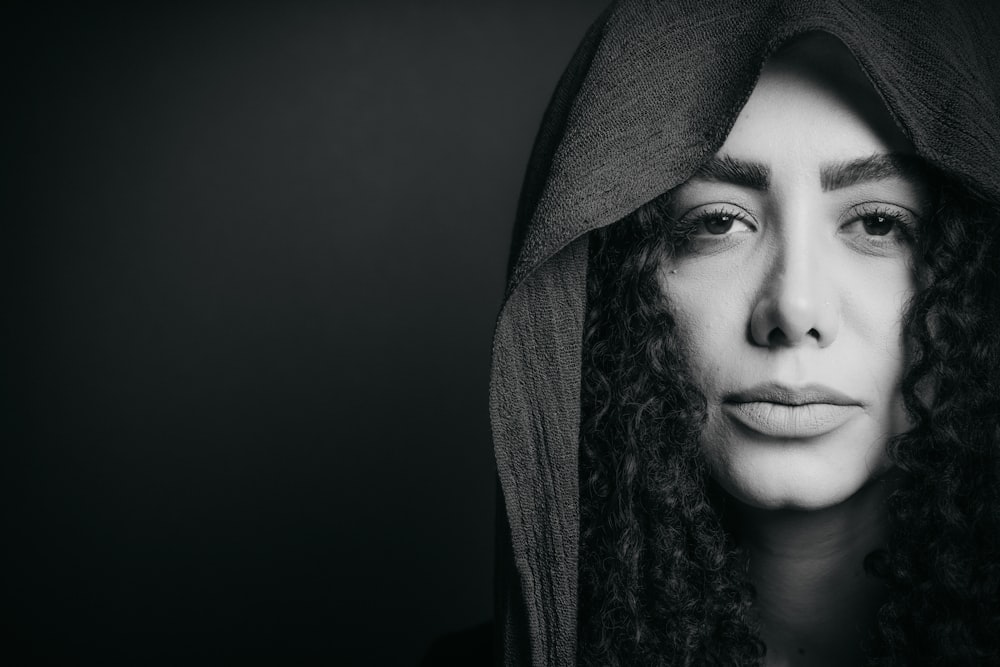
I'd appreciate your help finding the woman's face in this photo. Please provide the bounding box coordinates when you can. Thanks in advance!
[660,36,928,511]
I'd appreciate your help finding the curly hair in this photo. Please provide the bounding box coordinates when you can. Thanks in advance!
[577,175,1000,665]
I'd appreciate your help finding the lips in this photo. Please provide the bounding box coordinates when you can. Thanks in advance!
[722,383,863,439]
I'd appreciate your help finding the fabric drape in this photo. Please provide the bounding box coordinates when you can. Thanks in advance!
[490,1,1000,664]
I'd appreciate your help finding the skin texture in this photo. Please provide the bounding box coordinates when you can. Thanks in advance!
[736,474,898,666]
[660,34,924,512]
[659,34,930,665]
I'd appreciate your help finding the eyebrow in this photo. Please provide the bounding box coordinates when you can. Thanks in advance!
[819,153,928,191]
[692,155,770,190]
[689,152,928,192]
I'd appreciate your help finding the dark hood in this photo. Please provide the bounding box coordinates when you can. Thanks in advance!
[489,1,1000,664]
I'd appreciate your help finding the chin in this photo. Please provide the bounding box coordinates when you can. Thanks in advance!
[710,456,893,512]
[728,482,861,512]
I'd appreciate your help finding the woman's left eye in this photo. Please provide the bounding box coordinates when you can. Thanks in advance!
[860,213,896,236]
[839,204,918,255]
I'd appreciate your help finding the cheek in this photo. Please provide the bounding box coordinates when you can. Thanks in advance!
[658,270,750,391]
[842,268,913,380]
[839,269,915,437]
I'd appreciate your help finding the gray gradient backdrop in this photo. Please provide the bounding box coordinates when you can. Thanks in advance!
[5,1,607,663]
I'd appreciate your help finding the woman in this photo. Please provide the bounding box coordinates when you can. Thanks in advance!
[491,1,1000,665]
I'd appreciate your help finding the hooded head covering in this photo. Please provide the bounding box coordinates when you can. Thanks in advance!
[490,0,1000,665]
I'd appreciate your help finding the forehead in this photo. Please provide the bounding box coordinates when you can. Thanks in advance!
[719,32,914,162]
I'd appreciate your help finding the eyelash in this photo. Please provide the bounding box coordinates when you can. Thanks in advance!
[671,207,755,242]
[839,203,919,254]
[665,202,920,257]
[843,205,914,236]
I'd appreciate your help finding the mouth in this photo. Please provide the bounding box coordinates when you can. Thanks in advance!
[722,383,863,439]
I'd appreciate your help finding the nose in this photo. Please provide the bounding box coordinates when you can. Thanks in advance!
[749,239,839,348]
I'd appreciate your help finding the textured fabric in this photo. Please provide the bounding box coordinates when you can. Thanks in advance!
[489,1,1000,664]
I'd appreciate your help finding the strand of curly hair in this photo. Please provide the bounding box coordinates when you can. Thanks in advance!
[576,175,1000,665]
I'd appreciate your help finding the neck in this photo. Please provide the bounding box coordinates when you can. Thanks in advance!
[729,473,898,667]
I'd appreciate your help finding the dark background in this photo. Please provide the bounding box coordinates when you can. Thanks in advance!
[5,2,607,664]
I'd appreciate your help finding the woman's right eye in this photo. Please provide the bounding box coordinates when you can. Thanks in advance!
[676,206,757,238]
[699,211,752,235]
